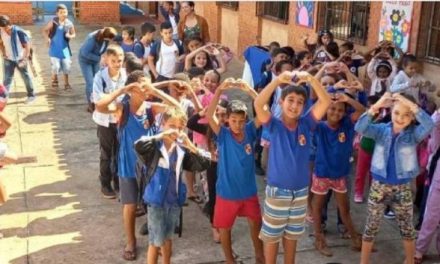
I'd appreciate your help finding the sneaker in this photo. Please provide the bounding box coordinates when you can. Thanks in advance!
[354,194,363,203]
[384,210,396,219]
[101,186,117,199]
[24,96,36,104]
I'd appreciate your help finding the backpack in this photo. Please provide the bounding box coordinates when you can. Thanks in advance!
[152,39,184,64]
[48,17,71,41]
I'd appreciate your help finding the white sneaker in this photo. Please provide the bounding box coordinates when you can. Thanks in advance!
[24,96,36,104]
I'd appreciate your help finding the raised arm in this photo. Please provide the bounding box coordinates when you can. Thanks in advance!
[206,78,233,134]
[297,71,331,120]
[95,82,137,113]
[335,93,366,121]
[184,45,207,71]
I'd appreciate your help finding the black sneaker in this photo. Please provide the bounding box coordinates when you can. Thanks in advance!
[139,221,149,235]
[101,186,116,199]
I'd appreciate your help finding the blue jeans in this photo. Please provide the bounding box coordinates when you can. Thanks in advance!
[78,57,100,103]
[147,205,181,247]
[2,58,34,97]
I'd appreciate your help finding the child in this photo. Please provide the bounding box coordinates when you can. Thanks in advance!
[91,45,127,199]
[303,29,334,64]
[159,1,180,40]
[184,44,227,74]
[148,22,184,82]
[133,22,156,76]
[367,51,397,96]
[206,78,264,264]
[135,107,210,264]
[293,50,313,72]
[255,48,289,92]
[42,4,75,92]
[390,54,428,105]
[338,41,365,77]
[123,52,143,75]
[311,91,365,256]
[254,70,331,264]
[119,26,136,53]
[355,92,434,264]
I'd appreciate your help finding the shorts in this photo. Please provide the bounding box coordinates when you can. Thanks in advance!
[50,57,72,75]
[311,174,348,195]
[259,185,308,243]
[119,177,138,205]
[213,195,262,229]
[147,205,181,247]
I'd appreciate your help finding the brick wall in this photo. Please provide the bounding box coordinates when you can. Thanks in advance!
[195,1,221,43]
[366,2,382,49]
[78,2,120,24]
[0,2,33,25]
[237,3,261,58]
[287,3,318,51]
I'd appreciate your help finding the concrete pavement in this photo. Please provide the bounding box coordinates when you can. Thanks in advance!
[0,23,439,264]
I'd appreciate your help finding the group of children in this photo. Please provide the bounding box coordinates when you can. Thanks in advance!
[2,4,440,264]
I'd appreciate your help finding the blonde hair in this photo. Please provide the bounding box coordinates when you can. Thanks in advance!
[162,106,188,124]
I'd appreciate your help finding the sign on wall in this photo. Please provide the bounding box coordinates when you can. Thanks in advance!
[379,1,413,52]
[296,1,315,28]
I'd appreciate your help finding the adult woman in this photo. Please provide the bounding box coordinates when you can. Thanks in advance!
[177,1,210,44]
[78,27,117,112]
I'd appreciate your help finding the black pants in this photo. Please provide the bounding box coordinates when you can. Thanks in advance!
[205,162,218,224]
[97,124,119,189]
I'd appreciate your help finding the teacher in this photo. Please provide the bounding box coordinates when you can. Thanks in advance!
[178,1,210,44]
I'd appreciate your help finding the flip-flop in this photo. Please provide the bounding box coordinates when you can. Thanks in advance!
[64,84,73,91]
[122,247,137,261]
[188,195,203,204]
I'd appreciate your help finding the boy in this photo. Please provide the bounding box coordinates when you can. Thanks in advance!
[148,22,184,82]
[42,4,76,92]
[135,106,210,264]
[0,15,36,103]
[254,70,331,264]
[133,22,156,76]
[92,45,127,199]
[206,78,264,264]
[159,1,180,40]
[95,70,181,261]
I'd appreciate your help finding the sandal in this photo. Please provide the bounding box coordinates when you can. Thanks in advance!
[188,195,203,204]
[122,247,137,261]
[51,79,59,91]
[351,234,362,251]
[64,84,73,91]
[314,235,333,257]
[414,256,423,264]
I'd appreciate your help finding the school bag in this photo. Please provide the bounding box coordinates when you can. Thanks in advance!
[48,17,72,41]
[151,38,184,64]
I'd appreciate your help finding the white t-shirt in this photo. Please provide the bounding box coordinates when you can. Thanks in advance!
[169,15,178,36]
[0,28,24,61]
[143,44,152,75]
[156,41,179,78]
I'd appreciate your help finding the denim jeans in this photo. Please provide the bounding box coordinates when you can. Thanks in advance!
[147,205,181,247]
[78,57,100,103]
[2,58,35,97]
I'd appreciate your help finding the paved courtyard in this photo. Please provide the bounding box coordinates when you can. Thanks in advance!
[0,23,439,264]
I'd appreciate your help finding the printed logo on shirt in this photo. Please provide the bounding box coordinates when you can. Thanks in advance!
[298,134,306,146]
[245,143,252,155]
[338,132,346,143]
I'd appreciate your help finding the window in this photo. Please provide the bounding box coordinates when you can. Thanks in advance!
[417,2,440,64]
[257,2,289,24]
[319,2,370,44]
[217,2,239,11]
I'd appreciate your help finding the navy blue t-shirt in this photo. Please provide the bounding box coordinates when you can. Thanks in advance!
[372,135,412,185]
[314,116,355,179]
[265,111,317,190]
[216,121,258,200]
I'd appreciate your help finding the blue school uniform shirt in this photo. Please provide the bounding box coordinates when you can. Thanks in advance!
[372,135,411,185]
[265,111,317,190]
[164,149,178,207]
[314,116,355,179]
[120,42,135,53]
[216,121,258,200]
[118,100,158,179]
[49,19,73,59]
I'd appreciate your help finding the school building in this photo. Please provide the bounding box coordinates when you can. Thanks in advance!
[193,1,440,98]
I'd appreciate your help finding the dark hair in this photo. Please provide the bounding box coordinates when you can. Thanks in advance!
[56,4,68,12]
[124,52,143,75]
[269,41,280,49]
[400,93,417,105]
[122,26,135,41]
[185,35,203,46]
[271,47,288,58]
[341,41,354,51]
[165,1,174,7]
[326,41,340,58]
[317,29,334,46]
[367,95,380,106]
[227,100,247,117]
[160,21,173,31]
[402,54,418,68]
[192,50,214,70]
[187,67,205,79]
[141,22,156,35]
[282,46,295,59]
[293,50,311,68]
[281,85,308,102]
[183,1,195,8]
[97,27,118,42]
[376,60,392,77]
[125,70,145,85]
[0,15,11,27]
[275,60,293,73]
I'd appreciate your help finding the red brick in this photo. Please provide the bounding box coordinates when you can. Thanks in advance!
[0,2,33,25]
[78,2,120,25]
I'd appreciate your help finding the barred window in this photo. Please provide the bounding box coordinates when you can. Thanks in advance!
[320,2,370,44]
[217,2,239,11]
[417,2,440,64]
[257,2,289,24]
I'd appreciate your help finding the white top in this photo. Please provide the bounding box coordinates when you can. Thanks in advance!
[143,44,152,75]
[156,40,179,78]
[169,15,178,36]
[0,28,24,61]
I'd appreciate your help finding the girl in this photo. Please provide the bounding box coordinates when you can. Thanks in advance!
[293,50,315,72]
[303,29,334,64]
[184,44,226,74]
[312,91,365,256]
[119,26,136,53]
[367,50,398,96]
[355,92,434,264]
